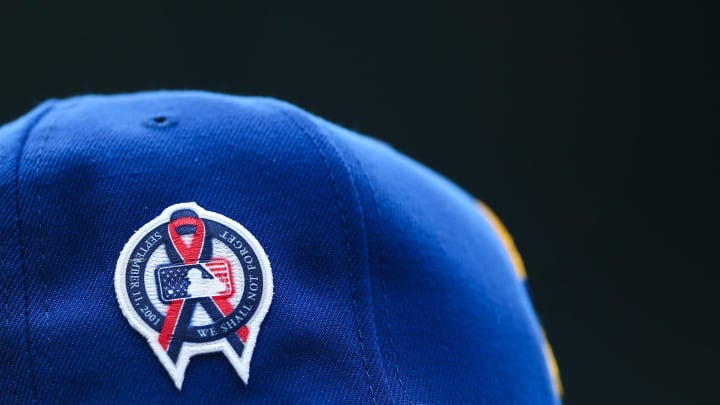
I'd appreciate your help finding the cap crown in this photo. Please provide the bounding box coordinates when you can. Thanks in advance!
[0,91,557,403]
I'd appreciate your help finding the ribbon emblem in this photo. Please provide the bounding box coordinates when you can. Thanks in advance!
[157,210,249,363]
[115,202,273,390]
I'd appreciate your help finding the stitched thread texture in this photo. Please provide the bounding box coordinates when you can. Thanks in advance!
[34,123,59,404]
[363,171,413,404]
[282,109,378,404]
[1,255,19,400]
[13,103,56,402]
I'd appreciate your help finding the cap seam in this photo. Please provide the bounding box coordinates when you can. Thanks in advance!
[347,152,414,404]
[30,109,60,404]
[13,101,58,402]
[276,105,387,404]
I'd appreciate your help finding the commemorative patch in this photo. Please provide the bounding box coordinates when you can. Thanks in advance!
[114,202,273,389]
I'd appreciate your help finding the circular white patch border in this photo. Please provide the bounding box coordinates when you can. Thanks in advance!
[114,202,273,390]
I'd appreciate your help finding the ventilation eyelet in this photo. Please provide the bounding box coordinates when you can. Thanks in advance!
[143,115,177,128]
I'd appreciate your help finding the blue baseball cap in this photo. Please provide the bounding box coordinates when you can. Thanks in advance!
[0,91,561,403]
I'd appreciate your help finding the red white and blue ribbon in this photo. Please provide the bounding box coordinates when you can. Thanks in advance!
[158,213,247,363]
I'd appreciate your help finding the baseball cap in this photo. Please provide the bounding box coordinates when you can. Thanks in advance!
[0,91,561,403]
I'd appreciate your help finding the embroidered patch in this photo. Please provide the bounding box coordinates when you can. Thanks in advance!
[115,202,273,389]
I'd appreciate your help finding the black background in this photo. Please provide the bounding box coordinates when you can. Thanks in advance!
[1,1,717,403]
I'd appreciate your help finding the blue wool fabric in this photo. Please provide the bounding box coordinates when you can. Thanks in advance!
[0,91,559,403]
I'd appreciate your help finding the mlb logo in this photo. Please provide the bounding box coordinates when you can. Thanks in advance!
[155,259,235,303]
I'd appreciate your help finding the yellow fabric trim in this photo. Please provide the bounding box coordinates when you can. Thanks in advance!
[543,331,565,397]
[477,201,563,398]
[477,201,527,280]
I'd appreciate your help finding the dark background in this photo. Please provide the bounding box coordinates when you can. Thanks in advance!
[1,1,717,403]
